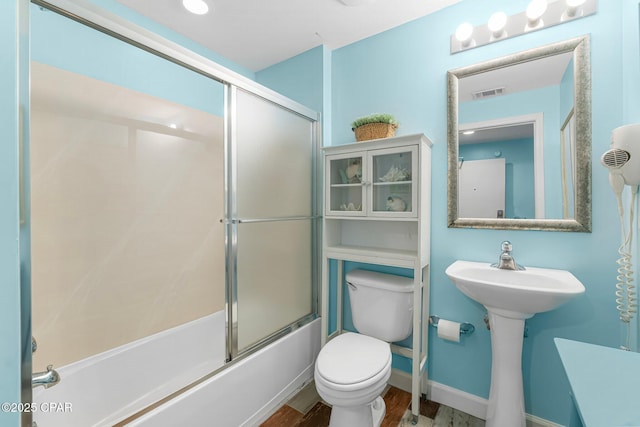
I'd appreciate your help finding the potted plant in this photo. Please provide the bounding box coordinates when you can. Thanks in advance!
[351,113,399,142]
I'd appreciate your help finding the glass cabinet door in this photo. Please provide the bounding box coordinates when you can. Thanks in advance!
[326,152,365,216]
[369,146,418,217]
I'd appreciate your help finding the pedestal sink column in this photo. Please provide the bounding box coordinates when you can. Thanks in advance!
[486,311,526,427]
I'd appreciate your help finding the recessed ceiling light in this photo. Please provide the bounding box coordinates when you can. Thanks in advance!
[183,0,209,15]
[462,130,475,135]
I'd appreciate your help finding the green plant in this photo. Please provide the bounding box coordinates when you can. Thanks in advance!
[351,113,399,130]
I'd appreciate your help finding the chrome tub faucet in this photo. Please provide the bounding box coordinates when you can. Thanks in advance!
[491,241,525,271]
[32,365,60,389]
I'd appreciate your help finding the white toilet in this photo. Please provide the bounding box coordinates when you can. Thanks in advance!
[315,269,414,427]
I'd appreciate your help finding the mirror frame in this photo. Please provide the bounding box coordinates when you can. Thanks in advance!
[447,35,591,232]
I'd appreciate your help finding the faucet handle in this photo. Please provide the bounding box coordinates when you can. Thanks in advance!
[500,241,512,252]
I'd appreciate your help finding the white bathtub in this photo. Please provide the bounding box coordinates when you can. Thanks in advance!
[33,312,320,426]
[129,319,321,427]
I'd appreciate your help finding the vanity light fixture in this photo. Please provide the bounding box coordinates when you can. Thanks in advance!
[182,0,209,15]
[525,0,548,31]
[488,12,508,40]
[450,0,597,54]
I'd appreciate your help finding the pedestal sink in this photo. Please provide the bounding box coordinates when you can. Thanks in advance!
[445,260,585,427]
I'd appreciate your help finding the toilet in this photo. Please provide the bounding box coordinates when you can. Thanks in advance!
[315,269,414,427]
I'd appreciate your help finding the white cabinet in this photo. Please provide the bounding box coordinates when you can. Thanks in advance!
[325,145,418,218]
[320,134,432,422]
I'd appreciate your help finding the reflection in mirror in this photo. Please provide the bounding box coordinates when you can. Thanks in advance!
[447,36,591,231]
[459,114,542,219]
[561,109,576,218]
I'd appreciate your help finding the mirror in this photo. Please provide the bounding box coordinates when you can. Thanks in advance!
[447,36,591,231]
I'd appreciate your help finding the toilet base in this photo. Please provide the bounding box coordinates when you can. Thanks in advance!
[328,396,386,427]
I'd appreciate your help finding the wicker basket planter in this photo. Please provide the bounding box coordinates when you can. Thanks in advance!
[354,122,398,142]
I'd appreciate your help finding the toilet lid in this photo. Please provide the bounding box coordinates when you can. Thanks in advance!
[316,333,391,385]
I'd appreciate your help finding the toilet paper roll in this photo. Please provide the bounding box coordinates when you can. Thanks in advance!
[437,319,461,342]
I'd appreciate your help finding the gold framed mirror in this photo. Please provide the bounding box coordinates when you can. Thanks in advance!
[447,35,591,232]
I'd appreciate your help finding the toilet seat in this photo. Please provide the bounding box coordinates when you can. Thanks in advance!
[316,333,391,390]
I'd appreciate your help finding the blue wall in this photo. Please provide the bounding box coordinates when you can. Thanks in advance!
[256,46,324,113]
[31,4,224,117]
[328,1,633,424]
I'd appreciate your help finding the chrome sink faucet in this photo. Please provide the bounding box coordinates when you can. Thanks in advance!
[491,241,525,271]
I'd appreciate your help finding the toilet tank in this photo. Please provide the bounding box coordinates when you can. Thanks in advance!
[345,269,414,342]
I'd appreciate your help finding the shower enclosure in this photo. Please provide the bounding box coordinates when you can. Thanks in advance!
[25,1,319,426]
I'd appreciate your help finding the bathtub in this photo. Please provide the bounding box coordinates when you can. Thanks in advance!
[33,312,320,426]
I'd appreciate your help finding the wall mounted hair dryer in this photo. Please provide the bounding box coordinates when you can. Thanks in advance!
[602,124,640,208]
[604,125,640,186]
[600,124,640,350]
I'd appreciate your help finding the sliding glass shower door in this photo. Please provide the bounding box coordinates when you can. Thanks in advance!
[230,88,317,354]
[26,3,318,424]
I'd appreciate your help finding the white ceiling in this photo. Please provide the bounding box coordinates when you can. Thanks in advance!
[116,0,461,72]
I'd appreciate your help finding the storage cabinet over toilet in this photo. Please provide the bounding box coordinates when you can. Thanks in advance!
[326,144,418,218]
[321,133,432,422]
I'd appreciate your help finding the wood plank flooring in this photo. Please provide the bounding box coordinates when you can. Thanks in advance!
[261,383,485,427]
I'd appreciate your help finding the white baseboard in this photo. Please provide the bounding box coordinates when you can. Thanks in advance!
[389,370,562,427]
[427,380,487,420]
[388,368,414,392]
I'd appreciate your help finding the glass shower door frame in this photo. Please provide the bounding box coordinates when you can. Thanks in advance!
[23,0,321,423]
[224,85,320,361]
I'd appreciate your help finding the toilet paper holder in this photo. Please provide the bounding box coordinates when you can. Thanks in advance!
[429,315,475,336]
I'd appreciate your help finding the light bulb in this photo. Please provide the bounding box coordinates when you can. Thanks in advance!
[526,0,547,30]
[526,0,547,20]
[455,22,474,48]
[183,0,209,15]
[563,0,586,19]
[488,12,507,39]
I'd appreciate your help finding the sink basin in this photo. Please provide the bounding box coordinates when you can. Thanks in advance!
[445,260,585,319]
[445,259,586,427]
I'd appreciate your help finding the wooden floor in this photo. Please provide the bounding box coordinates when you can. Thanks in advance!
[261,383,483,427]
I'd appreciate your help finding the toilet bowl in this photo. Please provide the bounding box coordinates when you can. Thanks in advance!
[315,332,392,427]
[315,269,414,427]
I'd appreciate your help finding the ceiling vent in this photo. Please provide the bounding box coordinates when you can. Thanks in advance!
[471,87,506,100]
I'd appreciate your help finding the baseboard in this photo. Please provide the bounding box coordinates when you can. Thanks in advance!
[427,380,487,420]
[388,368,414,393]
[389,370,562,427]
